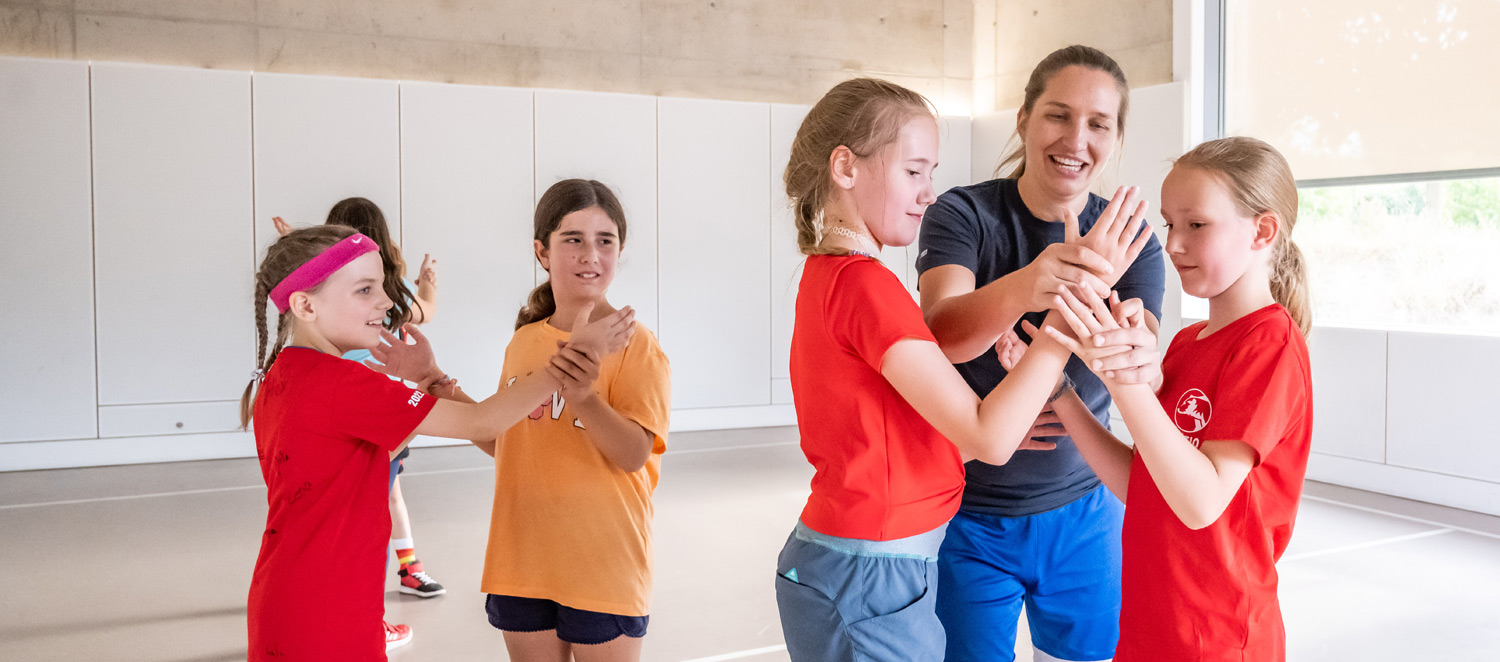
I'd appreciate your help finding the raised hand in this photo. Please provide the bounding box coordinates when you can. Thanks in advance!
[367,324,443,386]
[568,304,636,358]
[417,253,437,287]
[272,216,294,237]
[1064,186,1153,288]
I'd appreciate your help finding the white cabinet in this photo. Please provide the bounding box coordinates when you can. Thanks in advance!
[0,57,96,442]
[398,81,535,395]
[657,98,771,409]
[251,73,400,254]
[90,63,254,409]
[1308,326,1387,463]
[534,90,659,331]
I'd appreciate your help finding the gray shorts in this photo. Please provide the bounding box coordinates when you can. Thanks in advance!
[774,520,948,662]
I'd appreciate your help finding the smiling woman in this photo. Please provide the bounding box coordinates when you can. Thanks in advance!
[914,44,1167,662]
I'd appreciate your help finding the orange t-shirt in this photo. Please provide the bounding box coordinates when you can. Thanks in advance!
[480,319,671,617]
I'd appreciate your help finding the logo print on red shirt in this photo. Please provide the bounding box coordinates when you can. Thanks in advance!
[1174,388,1212,434]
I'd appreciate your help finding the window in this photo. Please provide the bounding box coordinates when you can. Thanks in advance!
[1193,0,1500,334]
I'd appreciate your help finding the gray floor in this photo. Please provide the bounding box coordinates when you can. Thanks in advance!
[3,426,1499,661]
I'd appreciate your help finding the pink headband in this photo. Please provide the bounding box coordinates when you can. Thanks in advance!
[269,233,380,314]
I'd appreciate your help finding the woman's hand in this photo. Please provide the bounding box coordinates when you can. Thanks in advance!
[272,216,294,237]
[994,326,1069,450]
[1045,289,1160,385]
[1063,185,1153,288]
[568,304,636,358]
[367,324,444,387]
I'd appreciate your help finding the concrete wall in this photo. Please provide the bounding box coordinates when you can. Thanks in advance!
[975,0,1174,113]
[1,1,1173,113]
[0,0,977,110]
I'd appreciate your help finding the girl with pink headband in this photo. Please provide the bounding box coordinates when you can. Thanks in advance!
[239,224,635,661]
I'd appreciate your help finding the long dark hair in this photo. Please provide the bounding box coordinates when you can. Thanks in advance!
[516,179,628,329]
[325,197,419,330]
[241,225,357,428]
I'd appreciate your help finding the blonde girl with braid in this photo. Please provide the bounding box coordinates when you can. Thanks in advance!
[772,78,1146,662]
[240,224,633,661]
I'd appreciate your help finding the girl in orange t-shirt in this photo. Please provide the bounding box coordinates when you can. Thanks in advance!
[447,179,670,662]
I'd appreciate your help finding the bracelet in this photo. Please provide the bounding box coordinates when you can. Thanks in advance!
[1047,372,1075,403]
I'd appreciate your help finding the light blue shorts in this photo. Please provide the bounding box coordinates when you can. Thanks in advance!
[774,520,948,662]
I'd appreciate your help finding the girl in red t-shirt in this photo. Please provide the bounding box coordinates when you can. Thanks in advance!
[239,224,634,661]
[1030,136,1314,661]
[773,78,1150,662]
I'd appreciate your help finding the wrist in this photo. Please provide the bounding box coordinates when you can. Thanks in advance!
[1048,372,1075,403]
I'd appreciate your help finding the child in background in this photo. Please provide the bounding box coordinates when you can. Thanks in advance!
[242,224,633,660]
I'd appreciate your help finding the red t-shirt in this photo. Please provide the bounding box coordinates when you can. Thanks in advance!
[1117,304,1313,662]
[247,347,436,661]
[790,255,965,540]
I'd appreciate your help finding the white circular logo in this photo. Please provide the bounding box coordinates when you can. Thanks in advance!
[1173,388,1212,434]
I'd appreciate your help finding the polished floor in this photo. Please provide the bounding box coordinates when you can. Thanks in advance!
[3,427,1499,661]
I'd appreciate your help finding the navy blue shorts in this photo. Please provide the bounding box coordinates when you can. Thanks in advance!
[485,594,648,645]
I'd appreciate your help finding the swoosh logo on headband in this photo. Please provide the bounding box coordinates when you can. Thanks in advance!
[353,237,363,243]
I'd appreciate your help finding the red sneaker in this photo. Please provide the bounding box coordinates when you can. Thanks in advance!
[384,620,413,652]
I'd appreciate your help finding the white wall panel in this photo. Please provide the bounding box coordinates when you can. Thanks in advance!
[1307,326,1387,462]
[770,104,810,385]
[0,58,97,442]
[1105,82,1190,336]
[658,98,771,409]
[910,115,974,293]
[252,73,400,254]
[1387,331,1500,483]
[534,90,658,330]
[398,81,534,398]
[91,63,254,406]
[98,402,243,438]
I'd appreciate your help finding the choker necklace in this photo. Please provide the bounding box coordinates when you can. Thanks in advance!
[824,225,880,256]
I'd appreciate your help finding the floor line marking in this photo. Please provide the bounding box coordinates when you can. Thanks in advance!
[1281,528,1453,562]
[0,442,800,510]
[1302,494,1500,541]
[679,644,787,662]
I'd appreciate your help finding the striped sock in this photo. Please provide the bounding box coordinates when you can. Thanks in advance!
[392,538,416,571]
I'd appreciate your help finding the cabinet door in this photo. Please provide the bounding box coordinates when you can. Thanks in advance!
[534,90,658,331]
[92,63,254,406]
[252,73,400,256]
[658,98,771,409]
[399,81,535,396]
[0,58,96,441]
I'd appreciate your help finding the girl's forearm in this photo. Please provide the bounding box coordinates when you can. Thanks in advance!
[572,394,654,472]
[1050,388,1133,501]
[1109,383,1245,529]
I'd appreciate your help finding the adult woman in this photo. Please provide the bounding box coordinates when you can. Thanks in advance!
[915,45,1166,662]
